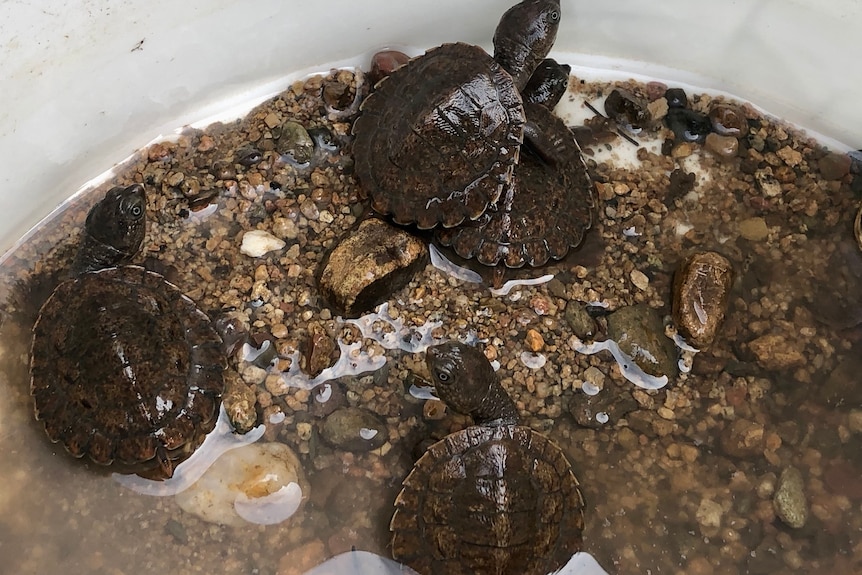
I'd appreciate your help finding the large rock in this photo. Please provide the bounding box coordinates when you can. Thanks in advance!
[672,251,734,349]
[317,217,427,318]
[607,304,678,380]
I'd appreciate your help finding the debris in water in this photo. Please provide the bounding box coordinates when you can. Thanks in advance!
[428,243,483,283]
[569,335,669,390]
[520,351,547,369]
[345,302,443,353]
[489,273,555,297]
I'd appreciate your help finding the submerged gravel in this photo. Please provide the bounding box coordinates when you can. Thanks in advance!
[0,66,860,575]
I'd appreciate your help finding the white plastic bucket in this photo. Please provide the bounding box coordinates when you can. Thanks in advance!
[1,0,861,254]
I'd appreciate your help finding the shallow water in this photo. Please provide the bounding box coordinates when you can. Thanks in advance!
[0,57,861,575]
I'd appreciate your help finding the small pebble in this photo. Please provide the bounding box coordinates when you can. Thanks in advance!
[773,467,809,528]
[240,230,286,257]
[704,133,739,160]
[629,269,650,291]
[819,151,852,180]
[525,328,545,352]
[738,217,769,241]
[422,399,447,421]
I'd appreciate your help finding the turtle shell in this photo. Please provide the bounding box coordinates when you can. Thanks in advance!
[352,42,526,230]
[435,102,594,268]
[30,265,224,477]
[390,424,585,575]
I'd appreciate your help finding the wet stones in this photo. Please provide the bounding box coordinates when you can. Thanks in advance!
[704,133,739,160]
[773,467,808,529]
[606,304,677,380]
[320,407,388,452]
[317,217,428,318]
[223,371,259,434]
[719,418,765,458]
[277,121,315,166]
[747,333,805,370]
[708,103,747,136]
[305,322,337,377]
[672,251,734,349]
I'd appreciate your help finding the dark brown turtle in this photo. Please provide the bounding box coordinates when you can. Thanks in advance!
[391,341,585,575]
[435,58,594,269]
[353,0,561,230]
[29,184,224,478]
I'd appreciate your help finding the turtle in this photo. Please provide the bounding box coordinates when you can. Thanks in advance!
[29,184,225,479]
[352,0,562,230]
[435,58,595,269]
[390,341,585,575]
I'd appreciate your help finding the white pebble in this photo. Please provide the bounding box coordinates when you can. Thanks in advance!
[174,442,308,527]
[240,229,286,257]
[630,269,650,291]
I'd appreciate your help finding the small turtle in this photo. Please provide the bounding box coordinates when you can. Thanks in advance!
[391,341,585,575]
[435,58,594,270]
[29,184,224,478]
[353,0,561,229]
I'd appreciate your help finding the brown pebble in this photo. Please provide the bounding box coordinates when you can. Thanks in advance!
[819,151,852,180]
[672,251,734,349]
[748,334,805,370]
[196,134,215,152]
[704,132,739,160]
[525,328,544,352]
[720,418,765,458]
[645,81,668,101]
[422,399,447,421]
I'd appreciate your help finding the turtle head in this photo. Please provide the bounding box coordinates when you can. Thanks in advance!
[493,0,561,92]
[74,184,147,274]
[426,341,519,425]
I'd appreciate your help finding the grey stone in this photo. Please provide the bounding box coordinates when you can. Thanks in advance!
[320,407,388,452]
[773,466,808,528]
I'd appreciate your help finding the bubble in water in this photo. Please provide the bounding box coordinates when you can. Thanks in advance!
[520,351,547,369]
[582,381,601,396]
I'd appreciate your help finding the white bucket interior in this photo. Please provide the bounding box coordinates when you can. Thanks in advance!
[1,0,860,251]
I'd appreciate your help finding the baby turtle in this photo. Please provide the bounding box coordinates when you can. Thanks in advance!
[353,0,561,229]
[29,184,224,478]
[391,341,585,575]
[435,58,594,269]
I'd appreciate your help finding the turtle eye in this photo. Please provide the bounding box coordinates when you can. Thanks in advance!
[436,370,450,383]
[549,10,560,22]
[130,204,143,217]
